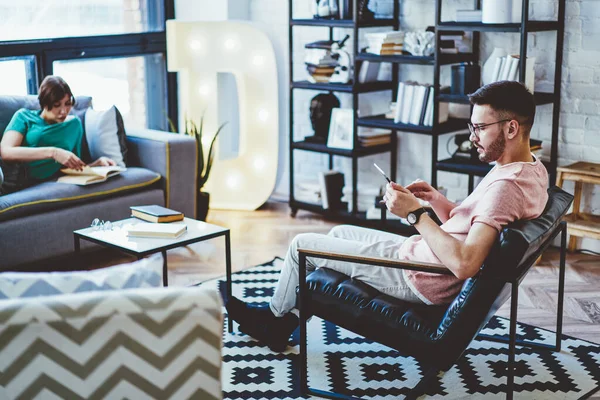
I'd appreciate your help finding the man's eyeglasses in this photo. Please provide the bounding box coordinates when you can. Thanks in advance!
[467,119,511,139]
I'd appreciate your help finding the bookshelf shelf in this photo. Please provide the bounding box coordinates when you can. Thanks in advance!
[289,199,416,235]
[291,80,393,93]
[355,52,476,65]
[292,140,394,157]
[438,91,556,105]
[357,116,469,135]
[290,18,395,28]
[437,21,560,32]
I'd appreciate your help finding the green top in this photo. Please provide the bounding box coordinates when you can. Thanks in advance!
[4,108,83,180]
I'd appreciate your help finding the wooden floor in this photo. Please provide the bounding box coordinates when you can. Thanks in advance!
[85,200,600,345]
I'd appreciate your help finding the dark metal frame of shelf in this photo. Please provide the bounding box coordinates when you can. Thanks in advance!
[288,0,565,219]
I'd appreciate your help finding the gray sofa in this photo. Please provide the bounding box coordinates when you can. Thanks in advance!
[0,96,197,269]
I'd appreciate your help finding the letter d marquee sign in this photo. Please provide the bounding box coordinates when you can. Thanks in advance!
[167,20,278,210]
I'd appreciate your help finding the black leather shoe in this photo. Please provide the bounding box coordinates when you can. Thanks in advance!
[225,296,299,352]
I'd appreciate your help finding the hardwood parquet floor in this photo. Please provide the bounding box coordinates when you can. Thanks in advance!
[83,200,600,345]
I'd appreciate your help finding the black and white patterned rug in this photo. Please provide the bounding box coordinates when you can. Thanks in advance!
[206,257,600,399]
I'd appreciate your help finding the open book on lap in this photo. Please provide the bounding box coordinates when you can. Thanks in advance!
[58,166,126,185]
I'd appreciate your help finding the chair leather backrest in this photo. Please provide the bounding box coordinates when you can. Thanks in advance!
[432,186,573,364]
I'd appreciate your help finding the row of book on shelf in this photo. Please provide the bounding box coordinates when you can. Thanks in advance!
[363,29,471,56]
[386,82,450,127]
[489,54,535,85]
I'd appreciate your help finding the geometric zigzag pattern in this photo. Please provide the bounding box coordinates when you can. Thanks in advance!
[0,285,223,400]
[213,258,600,400]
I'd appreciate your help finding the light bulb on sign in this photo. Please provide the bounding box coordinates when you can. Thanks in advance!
[224,38,237,51]
[198,84,210,97]
[253,157,266,171]
[258,109,269,122]
[252,55,264,66]
[189,40,202,51]
[226,173,240,189]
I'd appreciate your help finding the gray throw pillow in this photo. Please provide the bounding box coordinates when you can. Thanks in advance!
[84,106,128,167]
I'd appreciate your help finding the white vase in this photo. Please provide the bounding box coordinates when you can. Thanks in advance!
[482,47,507,85]
[482,0,512,23]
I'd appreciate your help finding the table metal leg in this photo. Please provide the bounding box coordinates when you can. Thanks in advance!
[74,235,80,253]
[162,250,168,287]
[225,231,233,333]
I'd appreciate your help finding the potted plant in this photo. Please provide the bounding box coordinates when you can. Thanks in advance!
[170,115,226,221]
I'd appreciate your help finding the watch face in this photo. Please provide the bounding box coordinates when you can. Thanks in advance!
[407,213,417,224]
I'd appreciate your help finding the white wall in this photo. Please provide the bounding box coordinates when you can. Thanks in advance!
[176,0,600,252]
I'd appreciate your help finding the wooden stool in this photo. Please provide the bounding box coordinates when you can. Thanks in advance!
[556,161,600,252]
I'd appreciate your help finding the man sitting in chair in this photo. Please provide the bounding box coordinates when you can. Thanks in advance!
[227,80,549,352]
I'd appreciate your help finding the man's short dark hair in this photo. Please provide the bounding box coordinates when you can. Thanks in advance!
[38,76,75,110]
[468,81,535,133]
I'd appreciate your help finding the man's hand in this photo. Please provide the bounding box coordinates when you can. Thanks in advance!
[53,148,85,171]
[89,156,117,167]
[382,182,423,218]
[405,179,443,204]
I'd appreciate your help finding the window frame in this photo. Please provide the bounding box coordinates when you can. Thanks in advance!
[0,0,177,131]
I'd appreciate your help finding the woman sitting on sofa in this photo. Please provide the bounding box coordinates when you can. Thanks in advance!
[0,75,115,193]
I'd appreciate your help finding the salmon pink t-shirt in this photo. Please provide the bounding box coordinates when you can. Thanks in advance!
[400,155,549,305]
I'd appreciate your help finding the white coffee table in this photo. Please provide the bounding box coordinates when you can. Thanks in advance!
[73,216,229,282]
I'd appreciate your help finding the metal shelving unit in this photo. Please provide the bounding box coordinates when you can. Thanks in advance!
[288,0,565,221]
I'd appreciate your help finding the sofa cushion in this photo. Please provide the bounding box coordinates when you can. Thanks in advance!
[85,106,128,167]
[0,255,163,299]
[0,167,161,222]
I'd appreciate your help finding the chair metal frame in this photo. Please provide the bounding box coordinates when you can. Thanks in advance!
[297,221,568,400]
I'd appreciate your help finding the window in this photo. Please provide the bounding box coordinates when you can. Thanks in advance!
[54,54,167,130]
[0,0,165,41]
[0,1,177,131]
[0,57,36,95]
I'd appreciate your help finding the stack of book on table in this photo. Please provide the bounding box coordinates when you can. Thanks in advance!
[364,31,404,55]
[358,129,391,147]
[393,81,449,127]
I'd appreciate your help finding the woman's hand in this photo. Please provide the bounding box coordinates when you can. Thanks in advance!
[382,182,423,218]
[405,179,442,204]
[89,157,117,167]
[52,148,85,171]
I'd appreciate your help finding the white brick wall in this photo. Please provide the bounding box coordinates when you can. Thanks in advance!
[247,0,600,252]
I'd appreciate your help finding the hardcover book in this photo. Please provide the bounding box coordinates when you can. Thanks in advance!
[130,205,184,223]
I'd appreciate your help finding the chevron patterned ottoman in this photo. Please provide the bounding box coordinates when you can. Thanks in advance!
[0,259,223,400]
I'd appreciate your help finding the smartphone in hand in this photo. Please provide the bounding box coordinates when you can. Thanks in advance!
[373,163,392,183]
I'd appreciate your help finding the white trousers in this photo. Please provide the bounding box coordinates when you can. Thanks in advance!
[269,224,424,317]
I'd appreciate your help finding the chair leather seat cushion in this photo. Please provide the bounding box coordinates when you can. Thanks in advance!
[305,267,452,366]
[0,167,160,222]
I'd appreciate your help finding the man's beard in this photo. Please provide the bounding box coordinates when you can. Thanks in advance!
[478,132,505,163]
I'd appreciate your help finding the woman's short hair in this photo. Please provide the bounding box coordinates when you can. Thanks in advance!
[38,76,75,110]
[468,80,536,132]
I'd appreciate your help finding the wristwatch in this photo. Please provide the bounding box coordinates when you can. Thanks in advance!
[407,208,427,226]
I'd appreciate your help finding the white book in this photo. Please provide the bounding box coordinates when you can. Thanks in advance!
[400,83,415,124]
[525,56,536,92]
[491,56,504,83]
[126,223,187,239]
[508,55,520,81]
[358,61,380,83]
[393,82,405,123]
[409,85,427,125]
[500,56,514,81]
